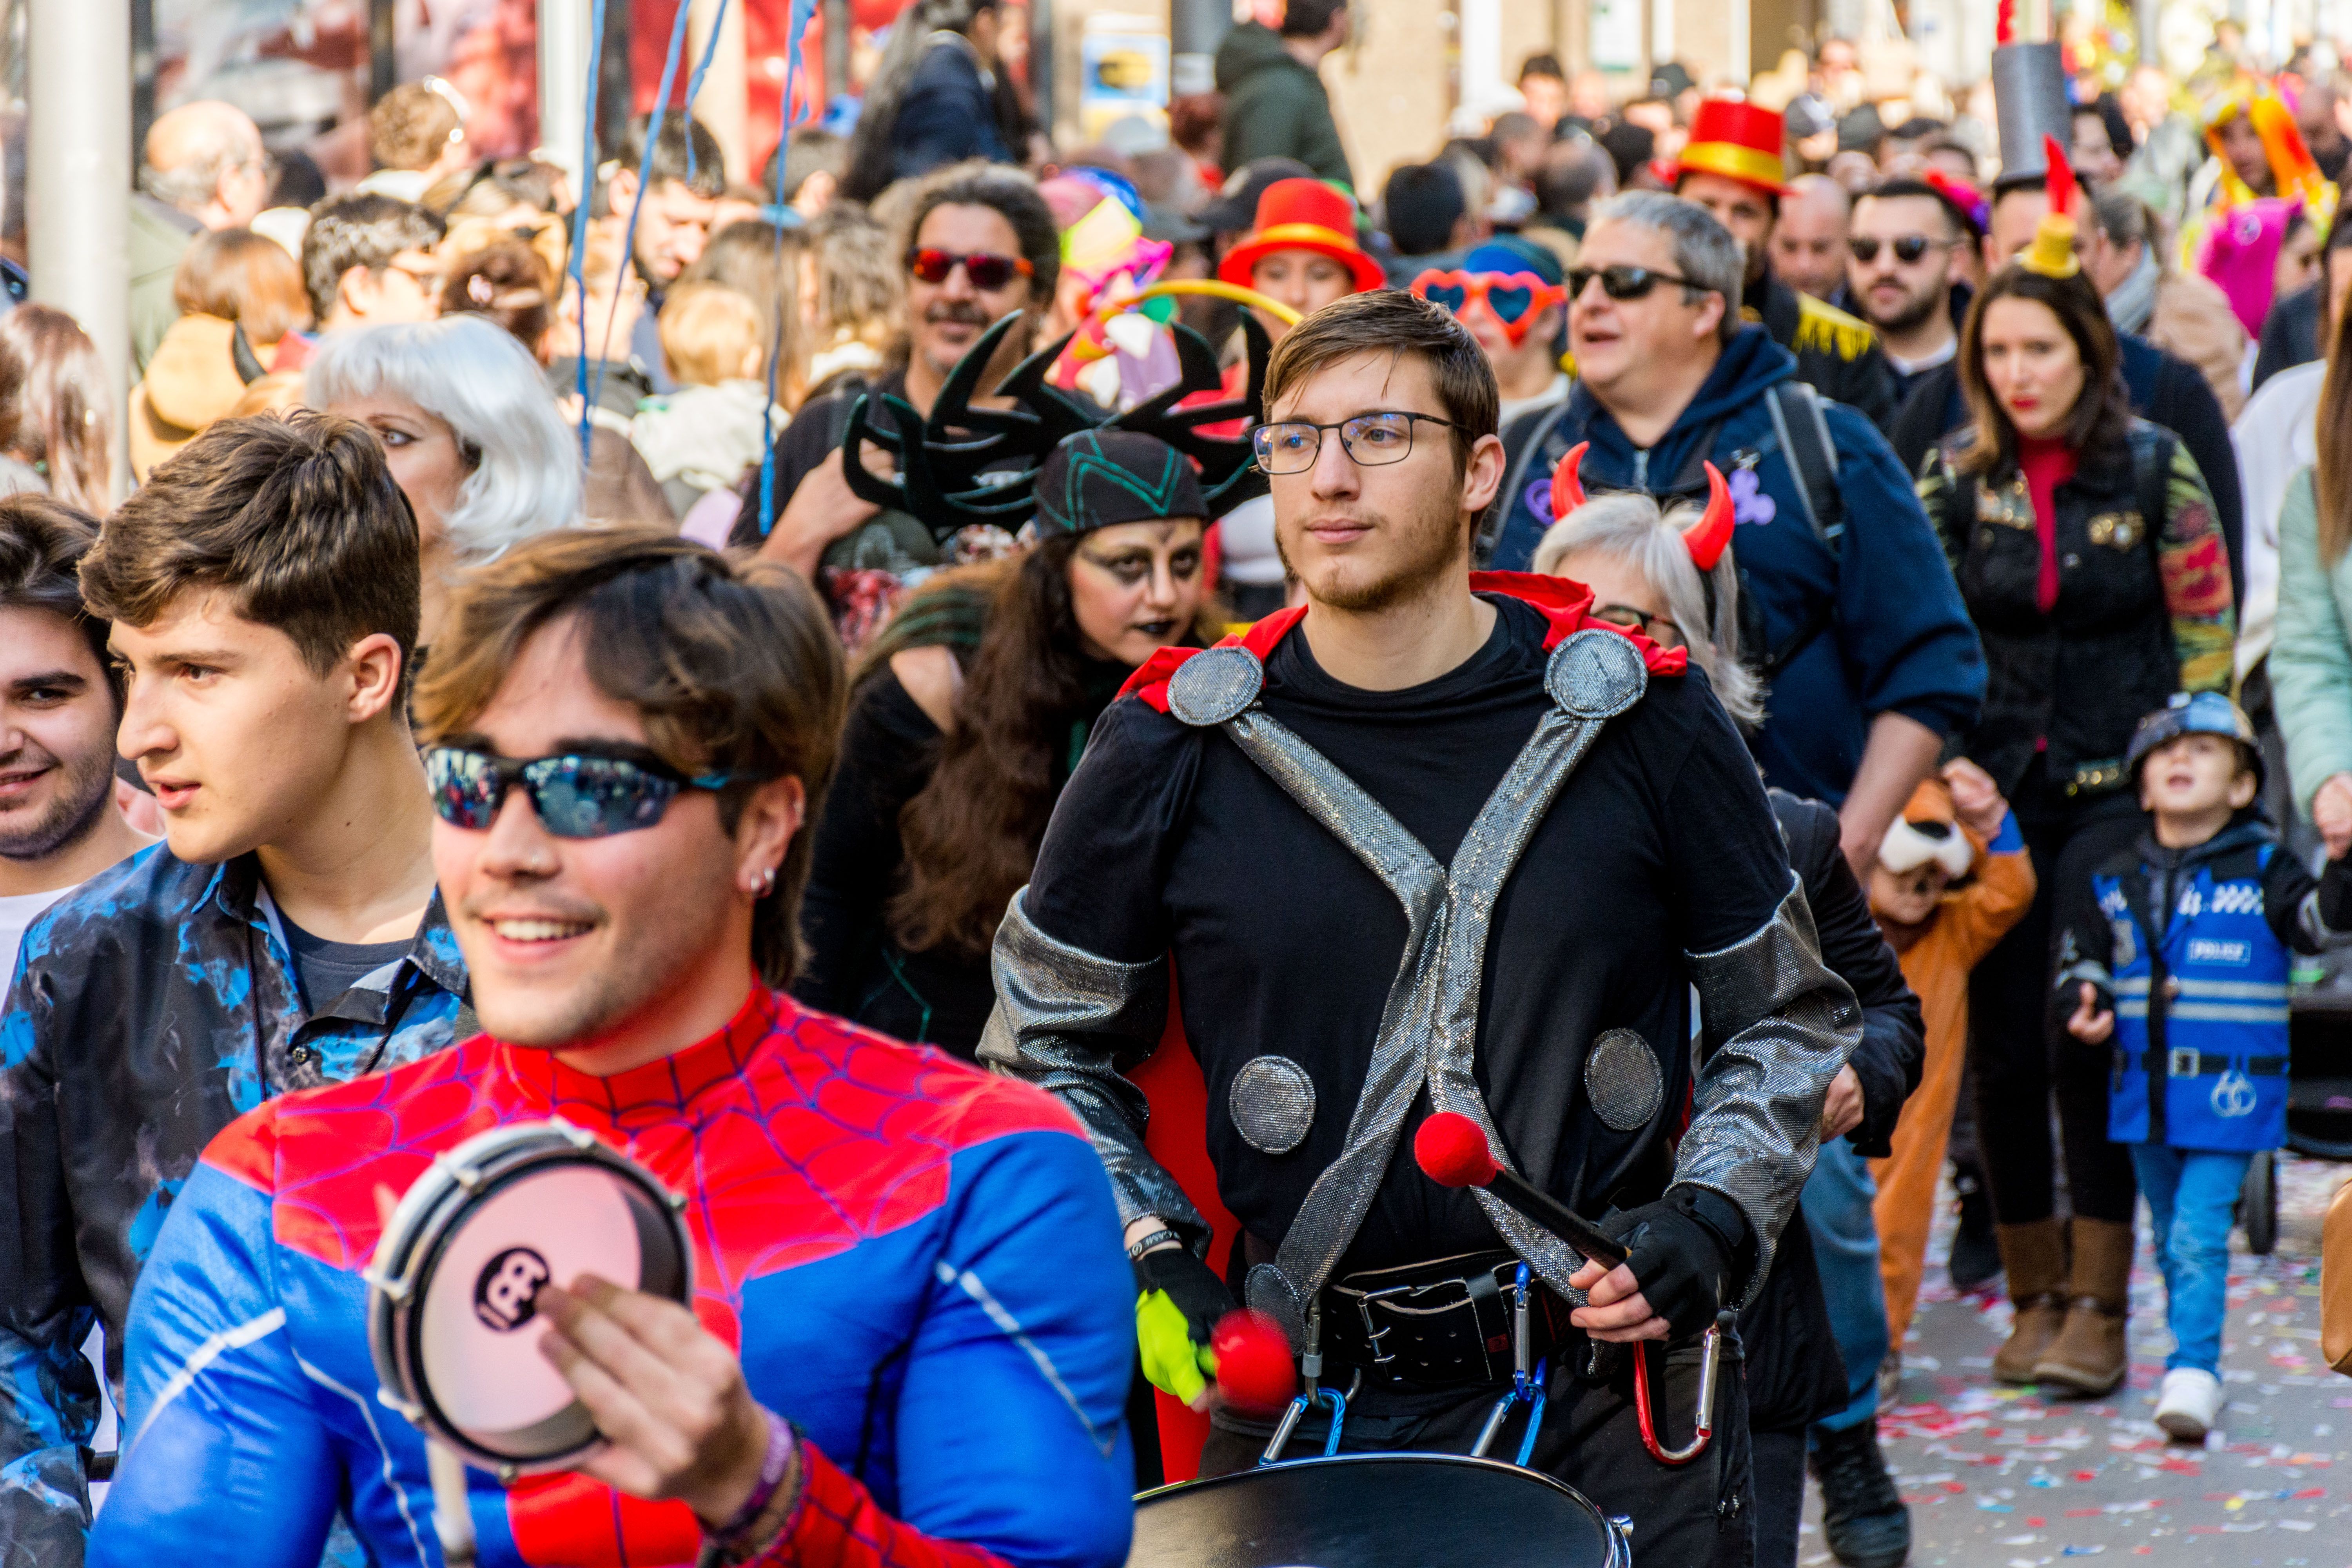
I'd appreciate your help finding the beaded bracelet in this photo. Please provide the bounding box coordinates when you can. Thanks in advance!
[696,1410,803,1568]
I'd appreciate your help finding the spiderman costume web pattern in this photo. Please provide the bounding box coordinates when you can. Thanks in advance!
[90,989,1136,1568]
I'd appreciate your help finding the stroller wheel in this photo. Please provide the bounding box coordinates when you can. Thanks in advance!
[2241,1149,2277,1257]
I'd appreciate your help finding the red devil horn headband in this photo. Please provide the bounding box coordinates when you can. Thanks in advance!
[1549,443,1734,572]
[1686,462,1734,570]
[1550,441,1590,520]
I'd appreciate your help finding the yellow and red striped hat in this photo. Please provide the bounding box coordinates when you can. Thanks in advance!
[1671,98,1791,198]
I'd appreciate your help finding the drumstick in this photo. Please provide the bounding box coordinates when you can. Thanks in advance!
[1413,1112,1630,1270]
[427,1441,479,1566]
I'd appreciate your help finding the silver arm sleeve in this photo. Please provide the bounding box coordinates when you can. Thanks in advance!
[1673,872,1862,1303]
[976,887,1207,1240]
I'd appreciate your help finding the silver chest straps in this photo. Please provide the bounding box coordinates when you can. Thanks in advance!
[1162,628,1651,1347]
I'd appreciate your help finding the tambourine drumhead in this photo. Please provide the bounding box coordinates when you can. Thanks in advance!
[366,1119,692,1474]
[1131,1454,1628,1568]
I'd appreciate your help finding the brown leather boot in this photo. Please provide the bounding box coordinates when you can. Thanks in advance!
[1992,1218,2069,1384]
[2033,1217,2134,1396]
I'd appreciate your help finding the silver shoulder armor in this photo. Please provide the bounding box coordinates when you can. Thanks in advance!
[977,889,1205,1238]
[1675,873,1862,1302]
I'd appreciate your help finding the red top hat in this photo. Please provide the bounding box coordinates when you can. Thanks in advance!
[1215,178,1387,295]
[1672,98,1791,196]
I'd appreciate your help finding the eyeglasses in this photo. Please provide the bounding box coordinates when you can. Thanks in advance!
[425,747,745,839]
[1412,269,1568,342]
[1565,264,1717,302]
[1846,235,1955,265]
[905,247,1036,290]
[1251,410,1457,475]
[387,259,446,295]
[1587,603,1686,649]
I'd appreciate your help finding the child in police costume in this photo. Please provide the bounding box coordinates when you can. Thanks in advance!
[2055,692,2352,1439]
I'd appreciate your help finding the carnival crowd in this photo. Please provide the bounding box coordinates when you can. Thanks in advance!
[1,2,2350,1566]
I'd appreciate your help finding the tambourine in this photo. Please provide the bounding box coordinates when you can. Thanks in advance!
[365,1118,693,1475]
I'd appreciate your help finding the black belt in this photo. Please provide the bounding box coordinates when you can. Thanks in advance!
[2123,1049,2288,1078]
[1316,1250,1568,1390]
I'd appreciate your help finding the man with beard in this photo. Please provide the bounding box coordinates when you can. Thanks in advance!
[612,111,727,397]
[93,530,1134,1568]
[1846,179,1973,413]
[1673,99,1900,430]
[985,288,1863,1566]
[737,162,1062,646]
[0,415,468,1566]
[0,497,153,980]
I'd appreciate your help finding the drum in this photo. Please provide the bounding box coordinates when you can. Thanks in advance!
[365,1118,693,1475]
[1129,1453,1631,1567]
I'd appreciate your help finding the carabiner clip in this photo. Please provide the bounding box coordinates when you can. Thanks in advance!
[1632,1310,1727,1466]
[1258,1384,1347,1466]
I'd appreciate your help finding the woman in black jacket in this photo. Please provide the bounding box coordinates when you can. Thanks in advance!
[1913,198,2235,1398]
[792,430,1222,1057]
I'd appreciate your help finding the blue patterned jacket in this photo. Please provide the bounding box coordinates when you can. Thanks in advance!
[0,843,468,1563]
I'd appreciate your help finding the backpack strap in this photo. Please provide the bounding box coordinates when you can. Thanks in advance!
[1763,379,1845,559]
[1476,398,1575,566]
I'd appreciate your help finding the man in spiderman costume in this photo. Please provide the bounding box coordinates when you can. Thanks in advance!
[984,289,1861,1564]
[91,532,1137,1568]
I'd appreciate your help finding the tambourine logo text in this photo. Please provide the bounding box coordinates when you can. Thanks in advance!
[474,1246,554,1332]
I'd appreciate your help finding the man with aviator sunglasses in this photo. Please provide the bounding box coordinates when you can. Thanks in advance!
[738,163,1063,647]
[0,414,471,1566]
[1412,238,1570,425]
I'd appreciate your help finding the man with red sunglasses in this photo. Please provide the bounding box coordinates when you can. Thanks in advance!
[737,163,1061,646]
[1412,238,1570,426]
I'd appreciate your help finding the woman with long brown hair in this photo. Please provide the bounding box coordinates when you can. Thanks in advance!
[1914,169,2234,1401]
[793,429,1220,1056]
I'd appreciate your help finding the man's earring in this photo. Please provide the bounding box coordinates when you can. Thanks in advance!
[757,865,776,895]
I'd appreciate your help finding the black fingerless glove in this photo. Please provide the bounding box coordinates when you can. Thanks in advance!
[1602,1186,1751,1341]
[1133,1244,1238,1345]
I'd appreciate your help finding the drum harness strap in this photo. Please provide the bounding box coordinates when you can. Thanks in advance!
[1165,630,1729,1472]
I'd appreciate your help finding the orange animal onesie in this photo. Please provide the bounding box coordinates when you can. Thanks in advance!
[1870,793,2036,1349]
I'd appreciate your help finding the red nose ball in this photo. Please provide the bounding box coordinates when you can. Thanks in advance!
[1414,1111,1501,1189]
[1210,1310,1298,1414]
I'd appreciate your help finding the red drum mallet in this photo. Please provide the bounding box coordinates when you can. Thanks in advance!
[1412,1109,1723,1466]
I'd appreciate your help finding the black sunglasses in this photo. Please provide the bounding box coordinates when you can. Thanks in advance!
[425,747,745,840]
[905,247,1035,290]
[1847,235,1951,265]
[1565,264,1717,301]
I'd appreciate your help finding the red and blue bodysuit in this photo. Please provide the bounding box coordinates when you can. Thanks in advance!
[86,988,1136,1568]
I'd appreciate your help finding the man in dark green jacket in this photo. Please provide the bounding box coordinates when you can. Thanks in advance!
[1214,0,1354,190]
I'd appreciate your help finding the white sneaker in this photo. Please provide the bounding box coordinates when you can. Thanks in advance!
[2154,1367,2224,1441]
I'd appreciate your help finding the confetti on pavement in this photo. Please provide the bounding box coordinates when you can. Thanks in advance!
[1801,1153,2351,1565]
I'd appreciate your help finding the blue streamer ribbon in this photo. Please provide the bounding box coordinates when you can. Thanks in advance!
[595,0,698,428]
[568,0,612,463]
[758,0,818,539]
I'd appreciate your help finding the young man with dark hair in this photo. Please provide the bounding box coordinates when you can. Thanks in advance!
[93,530,1136,1568]
[1847,177,1974,407]
[1382,160,1472,269]
[289,191,446,359]
[985,288,1861,1565]
[1214,0,1354,189]
[0,414,466,1565]
[609,110,729,395]
[739,162,1059,641]
[0,495,151,977]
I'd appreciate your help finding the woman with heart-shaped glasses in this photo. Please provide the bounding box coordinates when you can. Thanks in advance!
[1410,239,1573,422]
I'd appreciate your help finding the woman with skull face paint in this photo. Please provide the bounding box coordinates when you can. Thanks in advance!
[793,430,1225,1059]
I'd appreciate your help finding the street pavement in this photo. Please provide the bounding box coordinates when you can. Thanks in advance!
[1801,1152,2352,1567]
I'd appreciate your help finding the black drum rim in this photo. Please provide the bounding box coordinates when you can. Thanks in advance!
[365,1118,694,1475]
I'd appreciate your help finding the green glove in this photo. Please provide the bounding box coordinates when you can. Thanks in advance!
[1137,1288,1217,1402]
[1133,1245,1236,1403]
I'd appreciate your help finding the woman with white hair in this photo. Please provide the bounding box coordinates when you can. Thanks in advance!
[307,313,581,646]
[1530,445,1764,729]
